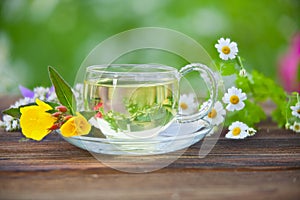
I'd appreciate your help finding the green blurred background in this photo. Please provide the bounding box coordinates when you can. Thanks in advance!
[0,0,299,94]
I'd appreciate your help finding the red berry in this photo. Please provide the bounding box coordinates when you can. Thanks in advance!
[64,115,73,121]
[48,123,61,131]
[56,105,68,113]
[52,112,61,118]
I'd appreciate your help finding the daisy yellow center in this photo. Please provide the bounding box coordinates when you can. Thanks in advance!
[295,124,300,131]
[208,109,217,118]
[232,127,241,136]
[180,102,188,110]
[230,95,240,104]
[221,46,231,55]
[297,109,300,114]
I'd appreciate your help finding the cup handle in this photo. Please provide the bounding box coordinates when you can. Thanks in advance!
[176,63,218,123]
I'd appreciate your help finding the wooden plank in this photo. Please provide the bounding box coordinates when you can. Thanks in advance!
[0,170,299,200]
[1,126,300,172]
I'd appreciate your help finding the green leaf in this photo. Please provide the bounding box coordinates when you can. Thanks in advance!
[251,71,286,102]
[225,100,266,127]
[2,101,60,118]
[46,102,61,110]
[48,66,76,115]
[217,62,237,76]
[271,104,286,128]
[234,70,291,128]
[79,111,96,120]
[272,92,298,128]
[2,107,21,118]
[235,76,251,94]
[248,71,287,127]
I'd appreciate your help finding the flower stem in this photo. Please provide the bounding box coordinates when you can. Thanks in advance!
[285,95,292,129]
[236,56,248,77]
[236,56,245,69]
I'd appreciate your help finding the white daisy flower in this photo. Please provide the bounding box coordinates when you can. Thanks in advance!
[247,127,257,136]
[225,121,249,139]
[290,103,300,118]
[290,121,300,133]
[204,101,226,126]
[222,87,247,111]
[178,93,198,115]
[215,38,238,60]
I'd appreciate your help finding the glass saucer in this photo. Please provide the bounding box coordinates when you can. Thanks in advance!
[60,120,212,155]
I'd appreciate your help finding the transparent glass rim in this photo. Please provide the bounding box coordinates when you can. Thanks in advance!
[86,64,178,77]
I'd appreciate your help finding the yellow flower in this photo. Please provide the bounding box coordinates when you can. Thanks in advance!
[20,99,57,141]
[60,112,91,137]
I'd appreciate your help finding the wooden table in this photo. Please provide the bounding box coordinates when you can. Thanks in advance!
[0,96,300,200]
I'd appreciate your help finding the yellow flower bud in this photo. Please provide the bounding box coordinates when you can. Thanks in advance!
[60,112,91,137]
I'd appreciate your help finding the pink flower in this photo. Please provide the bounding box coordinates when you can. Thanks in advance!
[93,102,103,118]
[95,112,103,118]
[93,102,103,111]
[279,33,300,93]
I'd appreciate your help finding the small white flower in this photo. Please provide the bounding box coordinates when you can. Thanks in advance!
[215,38,238,60]
[74,83,84,92]
[239,69,247,77]
[285,122,291,130]
[222,87,247,111]
[1,115,20,131]
[11,120,19,130]
[226,121,249,139]
[73,83,83,99]
[46,92,57,102]
[73,83,84,111]
[33,87,49,100]
[178,93,198,115]
[3,115,14,123]
[247,127,257,136]
[290,121,300,133]
[290,103,300,118]
[204,101,226,126]
[11,97,33,108]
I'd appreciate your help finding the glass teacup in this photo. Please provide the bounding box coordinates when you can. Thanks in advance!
[83,63,217,139]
